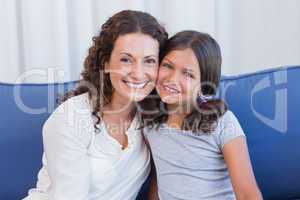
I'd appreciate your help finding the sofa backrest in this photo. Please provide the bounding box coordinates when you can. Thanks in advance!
[0,66,299,199]
[0,81,77,199]
[220,66,300,199]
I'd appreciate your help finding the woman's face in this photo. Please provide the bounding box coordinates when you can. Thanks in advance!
[156,48,201,108]
[105,32,159,102]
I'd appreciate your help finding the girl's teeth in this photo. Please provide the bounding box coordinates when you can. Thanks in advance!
[164,86,179,93]
[126,82,147,89]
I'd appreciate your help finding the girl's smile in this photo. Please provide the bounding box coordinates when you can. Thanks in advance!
[161,83,181,94]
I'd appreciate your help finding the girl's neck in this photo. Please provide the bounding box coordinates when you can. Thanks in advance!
[166,104,191,129]
[166,103,193,116]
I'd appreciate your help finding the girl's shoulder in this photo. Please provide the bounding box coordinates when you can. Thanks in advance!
[212,110,246,149]
[217,110,242,130]
[142,123,163,137]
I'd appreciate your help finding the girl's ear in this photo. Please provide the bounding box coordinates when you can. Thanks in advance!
[104,62,110,74]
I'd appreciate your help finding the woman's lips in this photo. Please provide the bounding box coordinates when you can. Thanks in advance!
[123,80,150,89]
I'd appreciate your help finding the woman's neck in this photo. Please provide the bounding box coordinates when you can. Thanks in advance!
[103,92,135,120]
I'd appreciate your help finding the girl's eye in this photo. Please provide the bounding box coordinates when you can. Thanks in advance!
[184,72,194,79]
[145,58,157,64]
[120,57,131,63]
[161,63,172,69]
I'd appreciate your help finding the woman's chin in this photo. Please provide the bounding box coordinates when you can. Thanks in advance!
[131,94,147,102]
[121,91,149,102]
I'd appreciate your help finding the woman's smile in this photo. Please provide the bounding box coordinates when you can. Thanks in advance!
[122,79,151,89]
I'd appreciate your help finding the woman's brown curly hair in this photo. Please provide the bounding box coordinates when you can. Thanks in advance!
[59,10,168,133]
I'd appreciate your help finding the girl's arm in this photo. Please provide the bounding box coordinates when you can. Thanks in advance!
[143,136,159,200]
[223,136,263,200]
[148,162,159,200]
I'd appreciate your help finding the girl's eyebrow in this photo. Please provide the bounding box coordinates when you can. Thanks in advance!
[164,57,195,72]
[163,57,175,65]
[183,68,195,73]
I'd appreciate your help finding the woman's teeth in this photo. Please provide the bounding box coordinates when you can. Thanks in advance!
[125,81,148,89]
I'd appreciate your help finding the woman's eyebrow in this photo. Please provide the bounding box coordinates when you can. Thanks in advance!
[120,52,133,58]
[145,55,158,59]
[120,52,157,59]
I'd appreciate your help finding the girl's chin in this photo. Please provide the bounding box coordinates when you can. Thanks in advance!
[161,95,181,105]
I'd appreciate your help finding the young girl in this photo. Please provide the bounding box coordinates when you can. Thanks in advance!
[143,31,263,200]
[23,10,167,200]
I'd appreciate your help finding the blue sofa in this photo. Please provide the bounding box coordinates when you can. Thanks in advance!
[1,66,299,200]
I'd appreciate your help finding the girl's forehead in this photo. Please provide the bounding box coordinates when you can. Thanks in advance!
[163,49,200,71]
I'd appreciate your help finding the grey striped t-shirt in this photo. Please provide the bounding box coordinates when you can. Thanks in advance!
[145,111,246,200]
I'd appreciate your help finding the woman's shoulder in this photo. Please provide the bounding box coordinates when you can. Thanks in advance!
[54,92,91,114]
[44,92,94,133]
[43,92,94,147]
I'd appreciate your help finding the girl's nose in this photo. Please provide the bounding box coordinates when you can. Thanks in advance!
[167,70,180,83]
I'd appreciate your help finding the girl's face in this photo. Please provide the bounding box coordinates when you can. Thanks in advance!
[156,48,201,109]
[105,33,159,102]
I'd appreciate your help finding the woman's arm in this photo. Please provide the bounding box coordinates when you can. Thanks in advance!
[42,104,91,199]
[223,137,263,200]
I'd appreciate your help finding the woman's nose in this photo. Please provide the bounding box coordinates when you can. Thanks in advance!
[130,62,147,80]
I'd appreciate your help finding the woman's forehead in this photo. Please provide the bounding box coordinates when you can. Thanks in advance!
[113,33,159,57]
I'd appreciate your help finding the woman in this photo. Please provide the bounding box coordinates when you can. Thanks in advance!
[23,10,167,200]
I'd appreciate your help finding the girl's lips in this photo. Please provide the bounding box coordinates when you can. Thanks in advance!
[162,84,180,94]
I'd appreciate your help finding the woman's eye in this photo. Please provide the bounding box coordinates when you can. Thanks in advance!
[145,58,157,64]
[120,58,131,63]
